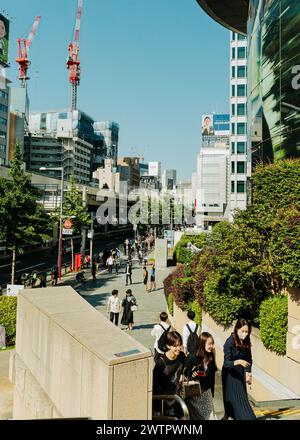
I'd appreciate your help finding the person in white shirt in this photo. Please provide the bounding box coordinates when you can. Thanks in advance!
[183,310,201,355]
[107,289,122,326]
[151,311,171,361]
[107,255,114,273]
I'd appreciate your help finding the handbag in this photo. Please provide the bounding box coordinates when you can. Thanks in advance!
[179,379,202,399]
[131,304,138,312]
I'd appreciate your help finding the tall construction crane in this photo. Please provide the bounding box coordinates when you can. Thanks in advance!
[16,16,41,88]
[66,0,83,111]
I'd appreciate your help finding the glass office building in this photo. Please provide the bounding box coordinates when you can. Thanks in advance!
[248,0,300,163]
[197,0,300,163]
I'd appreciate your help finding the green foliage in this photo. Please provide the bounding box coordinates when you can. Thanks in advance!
[52,176,90,234]
[174,233,207,264]
[0,143,51,253]
[186,298,202,326]
[203,272,250,327]
[269,207,300,287]
[0,297,17,346]
[259,296,288,355]
[167,293,174,316]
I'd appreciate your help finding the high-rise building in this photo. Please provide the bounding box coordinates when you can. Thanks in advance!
[8,87,30,162]
[0,76,10,166]
[230,31,249,218]
[162,169,177,190]
[196,0,300,163]
[195,113,230,228]
[117,157,140,189]
[93,121,119,168]
[27,110,94,184]
[148,161,161,179]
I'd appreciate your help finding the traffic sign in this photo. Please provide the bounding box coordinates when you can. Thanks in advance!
[64,219,73,229]
[87,231,94,239]
[62,228,73,235]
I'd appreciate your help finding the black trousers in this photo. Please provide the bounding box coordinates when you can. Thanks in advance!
[126,274,132,285]
[110,312,119,326]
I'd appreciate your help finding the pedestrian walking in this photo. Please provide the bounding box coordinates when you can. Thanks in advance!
[125,261,132,286]
[38,271,47,288]
[51,266,58,286]
[151,311,171,362]
[149,263,156,291]
[121,289,137,331]
[107,289,122,326]
[183,310,201,355]
[107,255,114,273]
[31,270,38,288]
[152,331,185,418]
[143,266,149,292]
[114,255,120,274]
[138,249,143,265]
[222,318,256,420]
[91,261,97,281]
[184,332,218,420]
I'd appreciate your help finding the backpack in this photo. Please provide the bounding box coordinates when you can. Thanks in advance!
[157,324,171,353]
[186,324,199,355]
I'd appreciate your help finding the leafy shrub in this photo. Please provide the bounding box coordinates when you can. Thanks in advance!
[0,296,17,346]
[163,270,177,300]
[203,272,250,327]
[185,298,202,326]
[167,293,174,316]
[259,295,288,355]
[174,233,207,264]
[171,264,195,310]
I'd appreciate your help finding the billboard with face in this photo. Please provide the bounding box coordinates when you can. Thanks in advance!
[201,115,214,136]
[0,14,9,66]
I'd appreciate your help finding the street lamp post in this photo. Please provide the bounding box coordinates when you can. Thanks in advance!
[40,166,64,280]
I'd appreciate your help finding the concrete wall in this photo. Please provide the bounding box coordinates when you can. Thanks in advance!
[168,290,300,403]
[9,287,153,420]
[154,239,168,268]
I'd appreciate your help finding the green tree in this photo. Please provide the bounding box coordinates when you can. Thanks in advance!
[0,143,51,283]
[52,176,90,269]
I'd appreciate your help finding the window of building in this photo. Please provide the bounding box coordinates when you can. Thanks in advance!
[237,142,246,154]
[237,66,246,78]
[231,104,235,116]
[231,181,235,193]
[237,123,246,135]
[231,162,235,173]
[237,34,246,41]
[237,103,246,116]
[232,32,236,41]
[237,47,246,59]
[237,181,245,193]
[237,85,246,97]
[231,123,235,135]
[237,162,245,173]
[231,142,235,154]
[232,47,235,59]
[232,85,235,97]
[232,66,235,78]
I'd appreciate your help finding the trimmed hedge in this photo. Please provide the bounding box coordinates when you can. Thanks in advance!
[174,233,207,264]
[186,298,202,326]
[0,296,17,346]
[203,272,250,327]
[259,295,288,355]
[167,293,174,316]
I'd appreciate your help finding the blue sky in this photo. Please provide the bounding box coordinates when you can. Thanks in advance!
[5,0,230,180]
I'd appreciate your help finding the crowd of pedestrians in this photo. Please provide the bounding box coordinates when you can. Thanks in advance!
[151,313,255,421]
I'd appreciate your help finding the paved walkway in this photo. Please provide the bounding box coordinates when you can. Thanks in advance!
[0,350,13,420]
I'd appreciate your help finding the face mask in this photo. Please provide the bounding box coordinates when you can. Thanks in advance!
[238,330,248,341]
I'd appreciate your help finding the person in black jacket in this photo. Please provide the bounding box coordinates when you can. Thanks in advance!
[184,332,218,420]
[222,318,256,420]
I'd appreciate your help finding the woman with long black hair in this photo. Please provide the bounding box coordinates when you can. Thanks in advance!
[184,332,218,420]
[222,318,256,420]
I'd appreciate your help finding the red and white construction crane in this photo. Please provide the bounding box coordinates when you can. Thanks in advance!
[15,15,41,88]
[66,0,83,111]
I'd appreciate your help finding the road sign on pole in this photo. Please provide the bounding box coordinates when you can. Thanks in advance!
[62,228,73,235]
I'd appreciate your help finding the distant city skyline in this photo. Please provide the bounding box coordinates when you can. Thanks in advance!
[4,0,229,180]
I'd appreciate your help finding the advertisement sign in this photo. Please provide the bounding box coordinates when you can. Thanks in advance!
[213,113,230,135]
[148,161,161,177]
[0,14,9,66]
[201,115,214,136]
[62,228,73,235]
[6,284,24,296]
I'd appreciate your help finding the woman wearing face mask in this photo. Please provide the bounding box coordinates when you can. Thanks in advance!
[184,332,218,420]
[222,318,256,420]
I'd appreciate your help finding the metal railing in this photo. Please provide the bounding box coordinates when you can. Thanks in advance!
[152,395,190,420]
